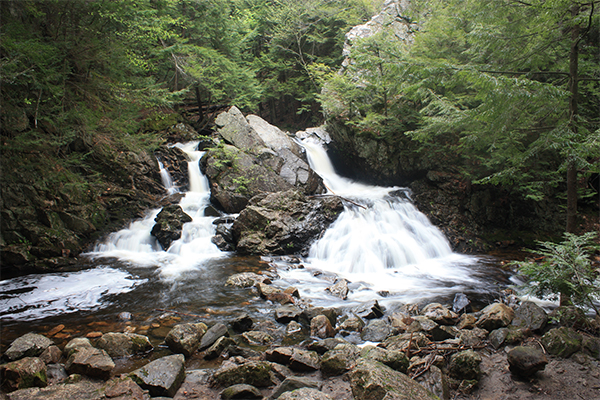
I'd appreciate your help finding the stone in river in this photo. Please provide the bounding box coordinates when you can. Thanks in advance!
[4,333,53,361]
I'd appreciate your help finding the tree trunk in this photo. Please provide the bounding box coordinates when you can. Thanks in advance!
[566,5,580,234]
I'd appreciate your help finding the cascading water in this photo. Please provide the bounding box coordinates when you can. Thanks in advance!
[275,138,494,307]
[91,141,224,277]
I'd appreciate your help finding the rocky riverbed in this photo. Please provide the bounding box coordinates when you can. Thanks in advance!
[2,275,599,400]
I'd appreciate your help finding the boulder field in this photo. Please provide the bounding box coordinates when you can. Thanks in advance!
[2,285,599,400]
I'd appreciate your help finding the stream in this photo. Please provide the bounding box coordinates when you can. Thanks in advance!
[0,138,512,353]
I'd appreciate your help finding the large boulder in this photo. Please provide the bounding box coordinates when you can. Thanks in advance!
[541,327,582,358]
[203,107,325,215]
[4,333,53,361]
[347,359,438,400]
[150,205,192,250]
[511,301,548,332]
[476,303,515,331]
[231,190,343,255]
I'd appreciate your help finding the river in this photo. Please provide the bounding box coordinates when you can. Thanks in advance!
[0,137,512,353]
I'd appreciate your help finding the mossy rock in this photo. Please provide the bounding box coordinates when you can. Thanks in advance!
[541,327,582,358]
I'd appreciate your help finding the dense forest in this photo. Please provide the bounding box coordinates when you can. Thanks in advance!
[1,0,599,269]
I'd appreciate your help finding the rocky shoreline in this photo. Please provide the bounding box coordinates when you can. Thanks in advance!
[2,275,599,400]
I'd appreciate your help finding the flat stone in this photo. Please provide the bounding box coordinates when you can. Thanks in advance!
[242,331,273,346]
[200,323,229,350]
[130,354,186,397]
[275,305,302,323]
[289,349,321,372]
[4,379,104,400]
[4,333,53,361]
[65,347,115,380]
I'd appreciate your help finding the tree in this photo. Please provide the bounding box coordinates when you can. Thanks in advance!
[319,0,600,231]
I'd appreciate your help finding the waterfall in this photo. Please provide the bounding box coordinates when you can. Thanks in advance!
[275,137,487,306]
[157,159,177,195]
[90,141,224,278]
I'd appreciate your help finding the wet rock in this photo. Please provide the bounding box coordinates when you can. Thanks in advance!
[4,333,53,361]
[65,347,115,380]
[456,314,477,330]
[96,332,153,358]
[421,303,459,325]
[338,316,365,335]
[256,281,283,298]
[165,322,208,357]
[0,357,47,392]
[220,383,262,399]
[389,312,420,333]
[289,349,321,372]
[286,321,303,335]
[200,323,229,350]
[205,336,236,360]
[212,360,275,387]
[104,377,149,400]
[278,388,332,400]
[458,328,488,347]
[310,315,336,339]
[489,328,509,349]
[476,303,515,331]
[452,293,471,314]
[507,346,548,377]
[151,205,192,250]
[511,301,548,332]
[381,332,430,352]
[231,314,254,332]
[448,350,481,381]
[275,305,303,323]
[413,316,456,341]
[46,364,68,384]
[4,379,105,400]
[39,345,62,364]
[63,338,93,357]
[307,338,346,355]
[266,347,295,365]
[361,319,392,342]
[356,300,385,320]
[321,343,360,376]
[270,376,323,399]
[326,279,350,300]
[541,326,582,358]
[348,359,438,400]
[242,331,273,346]
[226,272,270,288]
[130,354,186,397]
[231,190,342,255]
[360,346,409,374]
[415,365,450,400]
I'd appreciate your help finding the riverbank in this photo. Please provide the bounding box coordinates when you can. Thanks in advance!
[2,278,599,400]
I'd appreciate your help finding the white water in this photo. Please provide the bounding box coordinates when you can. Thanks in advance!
[0,267,144,321]
[157,159,177,195]
[276,138,487,307]
[89,141,224,278]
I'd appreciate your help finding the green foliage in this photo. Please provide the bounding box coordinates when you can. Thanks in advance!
[514,232,600,314]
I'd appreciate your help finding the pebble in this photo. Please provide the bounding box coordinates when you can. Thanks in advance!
[86,331,103,339]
